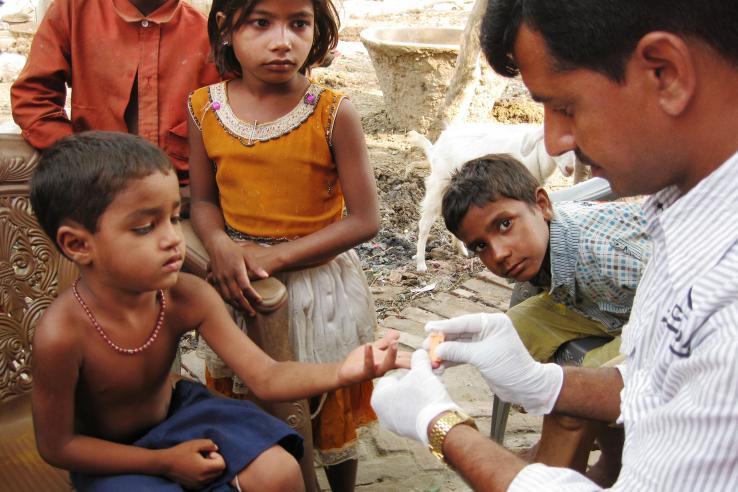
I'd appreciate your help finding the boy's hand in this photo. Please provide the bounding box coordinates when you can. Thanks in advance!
[206,236,267,316]
[162,439,226,489]
[424,313,563,415]
[337,331,410,384]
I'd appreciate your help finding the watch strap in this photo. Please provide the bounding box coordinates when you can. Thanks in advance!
[428,410,478,464]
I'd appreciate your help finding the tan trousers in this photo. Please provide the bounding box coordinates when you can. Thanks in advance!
[507,292,621,367]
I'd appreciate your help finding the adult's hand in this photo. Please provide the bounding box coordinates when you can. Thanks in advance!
[371,350,460,445]
[425,313,563,415]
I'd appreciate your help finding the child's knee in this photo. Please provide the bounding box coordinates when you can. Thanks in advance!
[236,445,303,492]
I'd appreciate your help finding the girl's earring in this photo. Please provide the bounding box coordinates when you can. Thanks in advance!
[223,39,230,46]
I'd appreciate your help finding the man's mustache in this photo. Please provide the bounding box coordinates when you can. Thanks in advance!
[575,148,598,167]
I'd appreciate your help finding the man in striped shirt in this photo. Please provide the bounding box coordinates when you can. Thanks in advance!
[371,0,738,490]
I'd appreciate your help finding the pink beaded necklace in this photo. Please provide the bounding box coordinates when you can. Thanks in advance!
[72,279,166,355]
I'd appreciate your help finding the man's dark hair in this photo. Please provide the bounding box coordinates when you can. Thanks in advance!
[482,0,738,82]
[442,154,540,234]
[209,0,339,77]
[30,131,172,249]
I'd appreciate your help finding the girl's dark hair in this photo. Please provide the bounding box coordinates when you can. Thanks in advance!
[30,132,172,251]
[208,0,340,77]
[442,154,540,235]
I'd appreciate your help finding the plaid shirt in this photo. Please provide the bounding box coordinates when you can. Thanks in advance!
[545,200,651,333]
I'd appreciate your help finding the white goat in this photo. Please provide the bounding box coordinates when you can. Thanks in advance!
[409,122,575,272]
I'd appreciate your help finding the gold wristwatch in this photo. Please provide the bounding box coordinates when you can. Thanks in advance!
[428,410,478,464]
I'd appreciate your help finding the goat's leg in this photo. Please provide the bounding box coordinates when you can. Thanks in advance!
[451,233,468,257]
[573,160,591,184]
[416,204,441,272]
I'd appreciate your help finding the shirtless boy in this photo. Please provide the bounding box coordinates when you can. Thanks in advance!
[29,131,402,491]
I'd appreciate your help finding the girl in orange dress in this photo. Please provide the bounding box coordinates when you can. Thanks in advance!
[187,1,379,490]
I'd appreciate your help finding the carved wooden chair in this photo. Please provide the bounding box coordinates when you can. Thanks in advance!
[0,134,73,490]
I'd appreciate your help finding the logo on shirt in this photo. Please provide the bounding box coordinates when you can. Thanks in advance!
[661,287,714,358]
[661,288,695,357]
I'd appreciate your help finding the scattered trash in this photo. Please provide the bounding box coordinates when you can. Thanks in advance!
[411,282,436,293]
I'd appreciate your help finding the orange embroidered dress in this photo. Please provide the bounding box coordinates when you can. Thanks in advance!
[188,81,377,465]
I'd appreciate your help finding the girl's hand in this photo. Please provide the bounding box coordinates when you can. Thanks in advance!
[207,235,268,316]
[161,439,226,488]
[337,331,410,385]
[238,242,283,278]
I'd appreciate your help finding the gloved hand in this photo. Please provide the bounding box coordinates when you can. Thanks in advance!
[425,313,563,415]
[371,350,461,445]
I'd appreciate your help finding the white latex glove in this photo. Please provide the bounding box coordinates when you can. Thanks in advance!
[371,350,461,445]
[425,313,563,415]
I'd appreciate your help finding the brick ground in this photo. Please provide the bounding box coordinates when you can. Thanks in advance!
[182,270,543,491]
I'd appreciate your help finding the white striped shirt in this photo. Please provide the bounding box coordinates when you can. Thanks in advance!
[509,150,738,491]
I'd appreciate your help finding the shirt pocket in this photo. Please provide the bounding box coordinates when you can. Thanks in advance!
[166,119,190,161]
[611,236,646,261]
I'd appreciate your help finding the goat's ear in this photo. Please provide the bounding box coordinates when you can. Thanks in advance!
[534,187,554,221]
[520,126,544,156]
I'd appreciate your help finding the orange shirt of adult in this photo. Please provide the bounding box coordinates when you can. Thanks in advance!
[10,0,220,183]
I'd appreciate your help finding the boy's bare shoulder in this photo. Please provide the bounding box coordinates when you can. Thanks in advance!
[33,289,85,359]
[169,271,216,298]
[166,272,224,324]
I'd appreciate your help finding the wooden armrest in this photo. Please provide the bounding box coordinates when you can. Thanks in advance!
[0,135,74,490]
[0,394,71,491]
[180,220,288,313]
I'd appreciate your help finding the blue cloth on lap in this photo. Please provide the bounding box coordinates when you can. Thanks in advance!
[71,379,303,491]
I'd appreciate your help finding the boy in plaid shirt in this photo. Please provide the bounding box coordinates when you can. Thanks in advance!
[442,155,650,367]
[441,154,651,484]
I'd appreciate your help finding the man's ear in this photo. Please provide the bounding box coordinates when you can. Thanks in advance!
[56,222,94,265]
[633,32,696,116]
[535,187,553,221]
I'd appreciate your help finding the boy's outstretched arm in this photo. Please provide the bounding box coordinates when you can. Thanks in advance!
[10,0,74,148]
[31,304,225,486]
[192,276,407,401]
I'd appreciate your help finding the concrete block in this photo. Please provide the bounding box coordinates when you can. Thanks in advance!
[399,306,445,324]
[460,278,513,309]
[416,292,500,318]
[379,315,426,338]
[476,270,514,289]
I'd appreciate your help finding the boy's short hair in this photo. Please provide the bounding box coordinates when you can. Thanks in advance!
[30,131,172,248]
[442,154,540,234]
[209,0,339,77]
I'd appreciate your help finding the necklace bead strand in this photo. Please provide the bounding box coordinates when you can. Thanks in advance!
[72,279,166,355]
